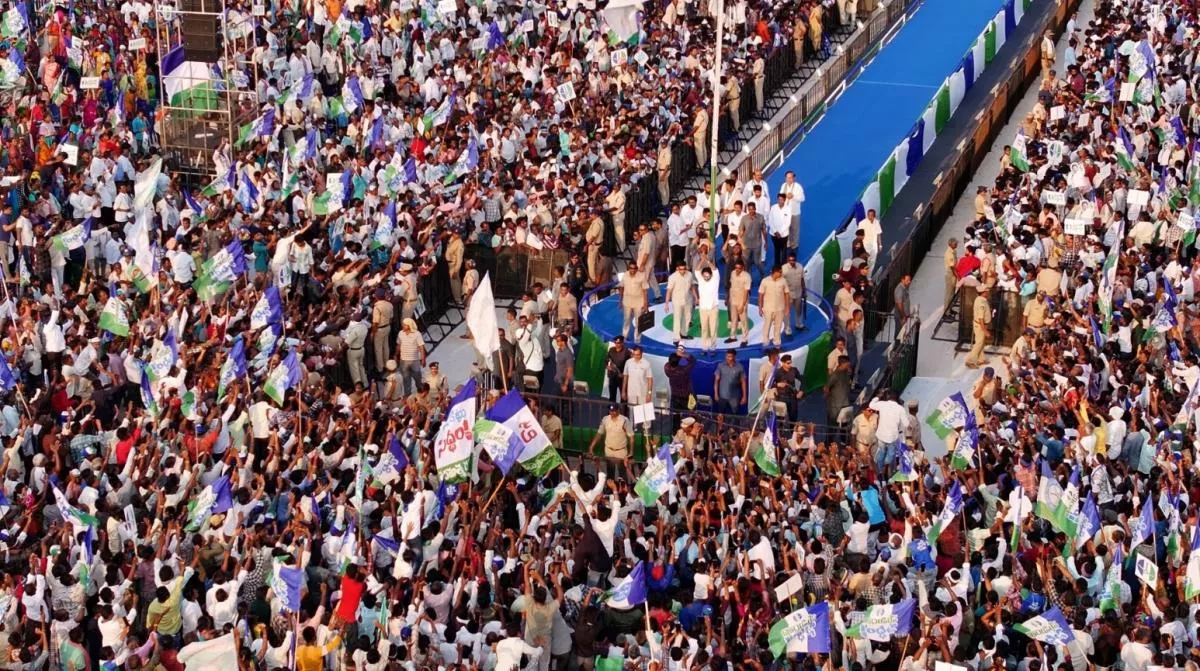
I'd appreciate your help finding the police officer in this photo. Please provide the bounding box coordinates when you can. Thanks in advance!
[966,284,992,368]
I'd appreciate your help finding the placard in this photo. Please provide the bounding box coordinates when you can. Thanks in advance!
[1044,190,1066,206]
[1120,82,1135,101]
[436,0,456,13]
[1128,189,1151,207]
[1176,211,1195,232]
[79,76,100,90]
[520,19,534,33]
[633,50,649,66]
[546,12,559,28]
[557,82,576,102]
[773,574,805,602]
[252,2,265,15]
[631,402,655,426]
[129,37,146,50]
[1050,105,1065,121]
[61,144,78,166]
[935,663,970,671]
[1063,218,1087,236]
[1047,140,1064,165]
[1135,554,1158,586]
[611,47,628,67]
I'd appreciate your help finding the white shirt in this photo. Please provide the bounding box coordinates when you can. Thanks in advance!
[768,204,791,237]
[495,636,542,671]
[168,250,196,284]
[668,213,691,247]
[697,271,720,310]
[780,181,806,216]
[42,312,66,353]
[249,401,277,439]
[858,216,882,250]
[868,399,911,443]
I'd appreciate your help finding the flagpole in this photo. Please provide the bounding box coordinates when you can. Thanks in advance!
[707,0,726,241]
[740,380,774,460]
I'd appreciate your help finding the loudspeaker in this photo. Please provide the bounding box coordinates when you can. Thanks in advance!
[181,14,219,62]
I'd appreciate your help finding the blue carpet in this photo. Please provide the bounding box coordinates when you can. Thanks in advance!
[769,0,1006,262]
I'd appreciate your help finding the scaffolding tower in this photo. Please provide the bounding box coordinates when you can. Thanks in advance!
[154,0,260,179]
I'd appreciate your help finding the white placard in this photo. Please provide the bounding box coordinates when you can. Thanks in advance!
[611,48,628,68]
[1044,190,1066,206]
[1050,105,1065,121]
[631,402,655,426]
[60,144,78,166]
[129,37,147,50]
[773,574,805,602]
[546,12,559,28]
[1120,82,1135,101]
[79,76,100,90]
[1064,218,1088,236]
[557,82,576,102]
[520,19,534,33]
[633,50,649,66]
[252,2,265,15]
[1176,212,1195,232]
[436,0,456,13]
[1128,189,1151,207]
[935,663,970,671]
[1047,140,1064,165]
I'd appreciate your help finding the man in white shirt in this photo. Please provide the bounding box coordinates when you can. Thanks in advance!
[667,204,692,269]
[696,266,720,353]
[858,208,883,269]
[779,171,806,249]
[494,622,542,671]
[167,248,196,285]
[868,391,911,477]
[768,193,792,268]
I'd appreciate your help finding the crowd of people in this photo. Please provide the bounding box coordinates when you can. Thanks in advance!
[0,0,1197,668]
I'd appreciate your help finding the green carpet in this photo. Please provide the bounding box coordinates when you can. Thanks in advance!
[661,308,755,340]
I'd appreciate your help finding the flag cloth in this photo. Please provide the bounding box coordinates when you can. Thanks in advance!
[1075,493,1101,549]
[53,486,98,528]
[1100,546,1124,611]
[473,418,521,476]
[1010,131,1030,172]
[1186,528,1200,598]
[1129,496,1154,548]
[606,562,648,609]
[98,298,130,337]
[1116,127,1136,172]
[236,108,275,147]
[1013,607,1075,645]
[52,218,92,253]
[146,330,179,381]
[845,598,916,641]
[925,392,969,440]
[635,443,677,505]
[419,93,455,133]
[140,365,159,416]
[134,158,163,210]
[753,412,781,476]
[264,350,303,404]
[927,481,963,544]
[372,433,411,485]
[768,602,832,657]
[1048,465,1081,538]
[1035,461,1064,521]
[950,425,978,470]
[0,355,16,391]
[270,564,305,613]
[486,388,563,476]
[466,272,501,358]
[433,379,479,483]
[186,475,233,531]
[179,634,238,671]
[251,286,284,329]
[890,440,917,482]
[217,338,248,402]
[194,241,248,299]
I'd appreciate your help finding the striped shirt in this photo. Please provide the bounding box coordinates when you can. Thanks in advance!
[397,330,424,362]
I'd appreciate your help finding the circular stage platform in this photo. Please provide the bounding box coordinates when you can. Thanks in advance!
[575,280,835,413]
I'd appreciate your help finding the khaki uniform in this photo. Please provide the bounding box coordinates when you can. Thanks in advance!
[556,292,578,327]
[639,234,662,300]
[399,273,419,321]
[657,145,672,207]
[371,299,394,373]
[852,411,879,462]
[607,189,627,252]
[463,268,480,304]
[1024,298,1048,330]
[944,245,958,312]
[781,262,806,333]
[692,108,710,171]
[967,293,992,367]
[621,271,648,342]
[666,270,695,340]
[759,275,790,346]
[585,217,604,285]
[726,79,742,132]
[728,270,752,341]
[597,413,633,460]
[446,237,465,303]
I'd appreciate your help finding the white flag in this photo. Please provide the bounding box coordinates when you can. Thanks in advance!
[466,272,500,359]
[134,158,163,210]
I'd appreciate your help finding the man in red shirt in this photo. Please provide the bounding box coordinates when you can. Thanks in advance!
[956,245,981,279]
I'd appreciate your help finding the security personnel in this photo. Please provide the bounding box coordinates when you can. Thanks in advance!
[944,238,959,314]
[966,284,992,368]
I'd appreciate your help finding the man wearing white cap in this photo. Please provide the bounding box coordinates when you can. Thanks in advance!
[1105,406,1127,460]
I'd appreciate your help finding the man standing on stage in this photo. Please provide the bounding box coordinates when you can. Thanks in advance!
[779,171,806,251]
[666,261,697,345]
[726,260,752,346]
[758,265,791,348]
[782,253,807,334]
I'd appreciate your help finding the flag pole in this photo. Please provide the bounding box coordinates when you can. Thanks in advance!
[707,0,726,241]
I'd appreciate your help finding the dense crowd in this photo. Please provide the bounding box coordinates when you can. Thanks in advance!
[1,0,1198,668]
